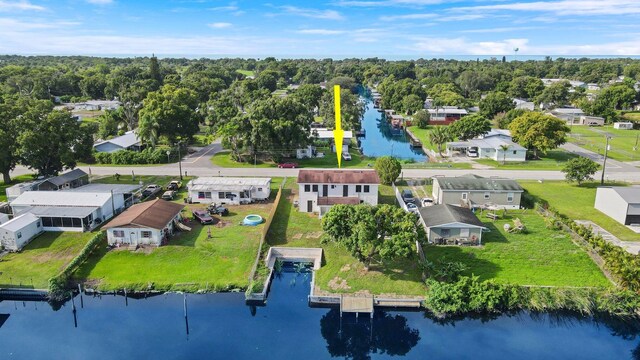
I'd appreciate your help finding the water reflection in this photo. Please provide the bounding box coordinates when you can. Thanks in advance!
[320,309,420,360]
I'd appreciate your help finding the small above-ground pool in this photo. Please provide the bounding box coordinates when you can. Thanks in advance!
[243,214,263,226]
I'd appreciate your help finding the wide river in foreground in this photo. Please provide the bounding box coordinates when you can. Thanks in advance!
[1,270,638,359]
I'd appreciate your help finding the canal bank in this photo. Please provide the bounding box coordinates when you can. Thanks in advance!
[1,270,639,359]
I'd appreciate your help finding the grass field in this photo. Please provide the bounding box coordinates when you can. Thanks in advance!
[0,174,36,202]
[266,179,425,296]
[521,180,640,242]
[406,125,438,152]
[425,212,611,287]
[567,125,640,162]
[621,111,640,122]
[236,69,256,77]
[0,232,95,289]
[74,180,282,292]
[474,150,579,170]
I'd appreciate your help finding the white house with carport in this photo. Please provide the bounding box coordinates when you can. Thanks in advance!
[104,199,185,247]
[10,184,140,232]
[418,204,487,245]
[595,187,640,226]
[187,177,271,205]
[297,170,380,216]
[94,131,143,153]
[0,213,43,251]
[297,128,353,159]
[446,129,527,162]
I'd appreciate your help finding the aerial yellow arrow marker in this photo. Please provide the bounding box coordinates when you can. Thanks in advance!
[333,84,344,168]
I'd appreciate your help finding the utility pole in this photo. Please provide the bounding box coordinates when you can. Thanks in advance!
[600,135,611,185]
[177,141,183,180]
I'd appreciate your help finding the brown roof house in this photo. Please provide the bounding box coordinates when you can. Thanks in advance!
[104,199,185,246]
[297,170,380,217]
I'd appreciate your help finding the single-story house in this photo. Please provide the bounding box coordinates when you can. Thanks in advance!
[10,184,139,231]
[187,177,271,205]
[432,174,524,209]
[94,131,143,153]
[37,169,89,191]
[595,187,640,226]
[446,129,527,162]
[549,108,585,124]
[0,213,43,251]
[614,122,634,130]
[297,170,380,216]
[63,100,121,111]
[418,204,487,245]
[297,128,353,158]
[587,83,601,91]
[541,78,585,88]
[104,199,185,246]
[427,107,468,124]
[576,116,605,126]
[513,98,535,111]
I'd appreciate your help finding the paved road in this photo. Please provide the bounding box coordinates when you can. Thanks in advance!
[561,143,638,173]
[10,141,640,182]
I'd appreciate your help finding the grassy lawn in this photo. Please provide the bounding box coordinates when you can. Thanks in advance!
[474,150,579,170]
[74,180,282,292]
[0,232,95,289]
[407,125,438,152]
[0,174,36,202]
[266,179,426,296]
[91,174,179,187]
[621,111,640,122]
[211,149,371,169]
[236,69,256,77]
[425,213,611,287]
[567,125,640,162]
[521,180,640,242]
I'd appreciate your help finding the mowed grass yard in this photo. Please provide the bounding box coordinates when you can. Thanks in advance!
[0,232,95,289]
[425,212,611,287]
[567,125,640,162]
[74,179,283,292]
[521,180,640,242]
[266,179,426,296]
[474,150,579,170]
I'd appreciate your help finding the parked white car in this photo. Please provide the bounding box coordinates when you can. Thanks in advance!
[342,152,352,161]
[406,202,419,212]
[421,197,434,207]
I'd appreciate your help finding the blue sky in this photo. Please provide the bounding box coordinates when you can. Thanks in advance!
[1,0,640,57]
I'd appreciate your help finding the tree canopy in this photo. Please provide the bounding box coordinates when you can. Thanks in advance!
[374,156,402,185]
[479,91,515,119]
[448,113,491,141]
[562,157,600,185]
[509,112,570,157]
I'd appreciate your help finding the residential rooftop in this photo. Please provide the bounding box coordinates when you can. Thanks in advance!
[297,170,380,184]
[419,204,486,228]
[104,199,185,230]
[434,175,524,192]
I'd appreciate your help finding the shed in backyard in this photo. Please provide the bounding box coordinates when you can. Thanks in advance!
[0,213,43,251]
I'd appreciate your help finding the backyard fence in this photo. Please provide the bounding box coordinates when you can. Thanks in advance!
[247,178,286,286]
[392,183,408,211]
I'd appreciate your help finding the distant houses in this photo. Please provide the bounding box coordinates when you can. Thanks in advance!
[432,174,523,210]
[37,169,89,191]
[427,107,468,125]
[297,170,380,216]
[186,177,271,205]
[104,199,185,247]
[297,128,353,159]
[94,131,143,153]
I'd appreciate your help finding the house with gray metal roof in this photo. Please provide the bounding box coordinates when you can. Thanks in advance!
[418,204,487,245]
[94,131,143,153]
[595,187,640,226]
[432,175,523,209]
[37,169,89,191]
[446,129,527,162]
[186,177,271,205]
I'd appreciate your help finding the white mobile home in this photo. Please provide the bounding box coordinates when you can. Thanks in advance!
[0,213,43,251]
[104,199,185,246]
[614,122,634,130]
[5,179,46,202]
[187,177,271,205]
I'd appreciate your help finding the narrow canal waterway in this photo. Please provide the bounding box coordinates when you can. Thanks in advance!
[358,94,427,162]
[0,270,639,359]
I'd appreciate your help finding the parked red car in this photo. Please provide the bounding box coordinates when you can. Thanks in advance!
[192,210,214,224]
[277,162,298,168]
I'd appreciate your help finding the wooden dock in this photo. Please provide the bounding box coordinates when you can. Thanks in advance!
[340,295,374,317]
[406,128,423,148]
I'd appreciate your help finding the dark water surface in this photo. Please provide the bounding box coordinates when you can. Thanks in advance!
[1,271,639,359]
[358,95,426,162]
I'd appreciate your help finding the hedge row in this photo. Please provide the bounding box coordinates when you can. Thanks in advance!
[94,147,179,165]
[48,231,106,300]
[540,204,640,292]
[425,276,640,316]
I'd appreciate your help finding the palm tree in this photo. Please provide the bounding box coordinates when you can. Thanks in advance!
[429,126,452,156]
[499,144,511,165]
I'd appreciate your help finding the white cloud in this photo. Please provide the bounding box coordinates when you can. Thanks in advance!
[208,22,232,28]
[209,2,238,12]
[380,13,484,21]
[0,18,80,30]
[297,29,346,35]
[334,0,447,7]
[407,37,528,55]
[380,13,436,21]
[280,6,345,20]
[86,0,113,4]
[454,0,640,16]
[0,0,45,11]
[460,26,539,34]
